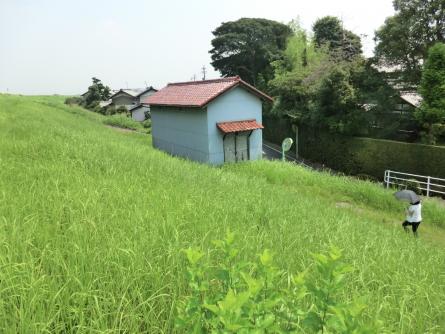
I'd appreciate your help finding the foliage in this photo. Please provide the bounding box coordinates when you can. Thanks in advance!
[269,21,329,118]
[82,77,111,110]
[102,114,148,133]
[1,95,445,332]
[374,0,445,85]
[415,42,445,144]
[176,232,375,333]
[104,106,117,116]
[350,59,397,115]
[297,127,445,183]
[141,119,151,129]
[116,105,128,114]
[312,59,396,136]
[270,20,392,137]
[314,65,359,133]
[278,20,328,75]
[313,16,363,61]
[209,18,292,86]
[116,106,131,117]
[64,96,83,105]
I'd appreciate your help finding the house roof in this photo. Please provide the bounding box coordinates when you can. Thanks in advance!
[110,88,146,99]
[99,100,112,108]
[144,76,273,108]
[400,92,422,107]
[81,89,118,97]
[135,86,157,98]
[217,119,264,133]
[129,103,149,112]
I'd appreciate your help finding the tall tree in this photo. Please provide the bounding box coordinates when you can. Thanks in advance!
[374,0,445,85]
[312,16,363,61]
[209,18,292,86]
[83,77,111,109]
[270,21,390,136]
[269,22,329,118]
[415,42,445,144]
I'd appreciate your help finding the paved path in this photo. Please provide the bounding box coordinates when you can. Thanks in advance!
[263,142,296,161]
[262,141,316,170]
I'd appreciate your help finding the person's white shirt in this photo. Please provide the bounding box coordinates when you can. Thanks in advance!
[407,203,422,223]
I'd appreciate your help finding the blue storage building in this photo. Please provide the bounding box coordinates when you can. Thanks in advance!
[145,76,272,165]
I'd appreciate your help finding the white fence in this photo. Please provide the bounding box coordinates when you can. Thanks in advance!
[384,170,445,197]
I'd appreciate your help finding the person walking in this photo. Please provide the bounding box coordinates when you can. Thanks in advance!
[402,200,422,237]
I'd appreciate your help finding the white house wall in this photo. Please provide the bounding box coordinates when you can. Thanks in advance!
[206,87,263,165]
[151,107,209,162]
[113,95,136,109]
[132,107,148,122]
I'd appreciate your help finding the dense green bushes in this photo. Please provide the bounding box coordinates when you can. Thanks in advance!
[263,116,445,180]
[102,115,150,134]
[177,232,376,333]
[64,96,83,105]
[300,129,445,180]
[262,116,294,145]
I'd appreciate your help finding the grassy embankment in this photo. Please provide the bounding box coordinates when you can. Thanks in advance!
[0,94,444,333]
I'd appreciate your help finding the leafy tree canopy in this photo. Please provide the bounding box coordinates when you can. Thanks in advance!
[269,20,392,136]
[374,0,445,85]
[209,18,292,86]
[313,16,363,61]
[415,42,445,144]
[84,77,111,109]
[269,21,329,118]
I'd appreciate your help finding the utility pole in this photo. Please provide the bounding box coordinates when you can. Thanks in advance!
[201,66,207,80]
[190,74,197,81]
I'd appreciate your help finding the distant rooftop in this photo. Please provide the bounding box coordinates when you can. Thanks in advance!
[400,92,422,107]
[108,87,157,99]
[111,88,145,98]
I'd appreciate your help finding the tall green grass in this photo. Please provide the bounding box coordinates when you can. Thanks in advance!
[103,114,150,133]
[1,94,445,333]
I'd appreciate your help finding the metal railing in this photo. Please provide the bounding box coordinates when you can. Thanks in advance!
[384,170,445,197]
[262,143,313,169]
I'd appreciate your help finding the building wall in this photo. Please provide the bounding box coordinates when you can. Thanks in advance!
[112,94,136,109]
[151,107,210,162]
[131,107,149,122]
[138,90,156,104]
[206,87,263,165]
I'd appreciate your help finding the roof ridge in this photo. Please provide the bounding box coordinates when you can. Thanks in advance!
[168,76,240,86]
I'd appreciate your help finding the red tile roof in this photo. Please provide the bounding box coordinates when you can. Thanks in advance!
[217,119,264,133]
[144,76,273,107]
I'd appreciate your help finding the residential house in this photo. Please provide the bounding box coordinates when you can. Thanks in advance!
[105,87,157,121]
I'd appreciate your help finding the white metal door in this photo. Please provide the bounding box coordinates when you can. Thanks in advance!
[224,134,236,162]
[236,133,249,161]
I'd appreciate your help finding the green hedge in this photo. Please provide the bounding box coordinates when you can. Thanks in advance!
[263,116,445,180]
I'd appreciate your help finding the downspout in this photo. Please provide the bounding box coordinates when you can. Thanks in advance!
[247,130,253,160]
[234,132,238,162]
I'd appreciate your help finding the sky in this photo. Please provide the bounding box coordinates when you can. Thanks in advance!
[0,0,395,95]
